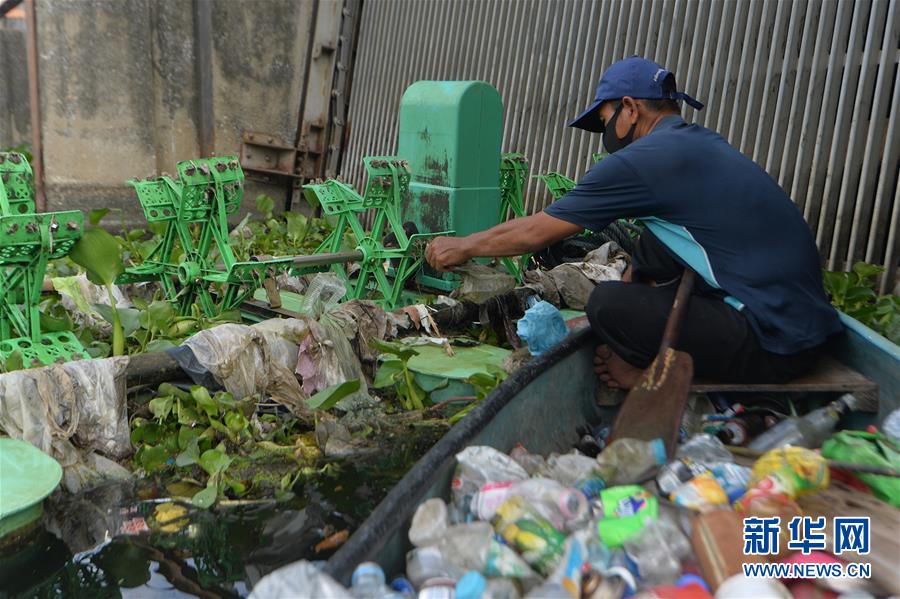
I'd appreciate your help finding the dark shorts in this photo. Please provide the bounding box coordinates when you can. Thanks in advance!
[586,231,822,383]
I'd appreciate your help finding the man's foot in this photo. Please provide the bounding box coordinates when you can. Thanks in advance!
[593,344,643,389]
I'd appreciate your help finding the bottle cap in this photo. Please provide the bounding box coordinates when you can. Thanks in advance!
[455,571,486,599]
[351,562,385,587]
[650,438,667,465]
[677,573,710,591]
[558,488,589,519]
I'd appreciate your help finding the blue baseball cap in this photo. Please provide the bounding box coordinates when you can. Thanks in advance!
[569,56,705,132]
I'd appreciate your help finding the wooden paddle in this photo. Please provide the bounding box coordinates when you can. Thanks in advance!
[609,269,696,458]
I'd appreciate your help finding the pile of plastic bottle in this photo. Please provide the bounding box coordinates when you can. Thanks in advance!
[250,398,900,599]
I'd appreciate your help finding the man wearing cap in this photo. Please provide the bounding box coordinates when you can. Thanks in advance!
[425,56,842,388]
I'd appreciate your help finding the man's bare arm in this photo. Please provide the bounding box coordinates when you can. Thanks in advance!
[426,212,583,271]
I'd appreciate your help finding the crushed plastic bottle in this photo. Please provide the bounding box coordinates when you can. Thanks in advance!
[409,498,450,547]
[676,434,733,463]
[351,562,404,599]
[595,485,659,548]
[516,301,569,356]
[595,437,668,485]
[452,446,528,515]
[470,478,589,532]
[492,496,567,575]
[748,394,859,451]
[509,444,547,476]
[623,513,691,587]
[540,452,601,487]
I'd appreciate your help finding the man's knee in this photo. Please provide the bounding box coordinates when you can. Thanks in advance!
[586,281,632,331]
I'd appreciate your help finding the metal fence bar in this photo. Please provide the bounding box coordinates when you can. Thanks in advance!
[342,0,900,289]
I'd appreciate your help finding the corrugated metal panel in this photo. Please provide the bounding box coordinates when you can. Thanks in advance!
[343,0,900,291]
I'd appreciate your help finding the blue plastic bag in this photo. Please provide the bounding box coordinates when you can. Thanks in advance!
[516,301,569,356]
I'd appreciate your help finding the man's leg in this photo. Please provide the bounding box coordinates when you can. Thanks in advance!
[587,280,821,386]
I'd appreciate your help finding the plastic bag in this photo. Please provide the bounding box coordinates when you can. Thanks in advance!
[299,272,346,317]
[0,356,132,492]
[822,430,900,507]
[249,560,352,599]
[517,301,569,356]
[184,319,312,416]
[452,446,529,514]
[524,242,627,309]
[452,262,516,303]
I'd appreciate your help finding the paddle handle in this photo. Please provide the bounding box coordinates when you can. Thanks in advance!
[658,269,696,355]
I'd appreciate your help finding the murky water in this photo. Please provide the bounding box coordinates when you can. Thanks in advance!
[0,429,442,598]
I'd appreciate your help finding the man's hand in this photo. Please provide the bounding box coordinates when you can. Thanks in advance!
[426,236,470,271]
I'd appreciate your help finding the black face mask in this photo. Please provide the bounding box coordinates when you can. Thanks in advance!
[603,103,636,154]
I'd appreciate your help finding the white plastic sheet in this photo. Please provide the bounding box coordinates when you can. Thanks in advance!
[0,356,131,492]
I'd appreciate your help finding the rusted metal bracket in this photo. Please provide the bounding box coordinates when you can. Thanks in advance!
[239,132,302,184]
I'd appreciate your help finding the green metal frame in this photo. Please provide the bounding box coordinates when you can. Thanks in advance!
[302,157,450,308]
[0,152,88,366]
[117,156,295,316]
[497,152,532,282]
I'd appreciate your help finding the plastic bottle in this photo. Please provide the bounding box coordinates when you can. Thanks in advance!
[454,572,485,599]
[492,496,567,575]
[540,452,601,487]
[409,498,450,547]
[452,446,528,515]
[676,434,733,463]
[882,407,900,443]
[509,444,547,475]
[595,485,659,548]
[351,562,404,599]
[524,581,571,599]
[747,394,859,451]
[716,411,779,446]
[418,578,457,599]
[470,478,589,532]
[594,437,668,485]
[407,546,465,590]
[623,513,691,586]
[656,459,710,496]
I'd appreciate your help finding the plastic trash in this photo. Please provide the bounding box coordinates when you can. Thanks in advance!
[713,574,792,599]
[351,562,404,599]
[675,434,733,463]
[656,459,711,497]
[470,478,589,532]
[822,430,900,507]
[539,452,600,487]
[524,581,571,598]
[747,393,859,451]
[624,513,691,587]
[715,411,779,446]
[516,301,569,356]
[735,446,828,512]
[249,560,352,599]
[300,272,347,317]
[406,546,465,589]
[595,437,667,486]
[883,408,900,443]
[594,485,659,548]
[455,572,486,599]
[451,446,528,515]
[417,577,457,599]
[670,473,729,512]
[492,496,567,575]
[509,444,547,476]
[409,498,451,547]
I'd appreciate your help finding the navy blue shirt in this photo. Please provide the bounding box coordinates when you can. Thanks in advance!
[544,116,842,354]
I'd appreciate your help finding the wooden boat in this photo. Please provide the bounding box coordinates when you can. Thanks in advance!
[323,312,900,583]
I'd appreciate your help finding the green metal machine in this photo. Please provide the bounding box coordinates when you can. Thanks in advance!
[398,81,504,291]
[0,152,88,366]
[121,155,445,313]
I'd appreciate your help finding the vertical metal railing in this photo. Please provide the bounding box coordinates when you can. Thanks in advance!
[343,0,899,291]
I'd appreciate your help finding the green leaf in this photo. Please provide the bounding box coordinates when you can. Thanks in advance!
[39,306,73,332]
[88,208,111,226]
[4,351,24,373]
[372,359,404,388]
[177,425,201,449]
[94,304,142,337]
[176,399,201,426]
[68,228,125,286]
[199,448,232,476]
[175,437,201,467]
[852,261,884,281]
[131,421,165,445]
[255,195,275,219]
[148,396,174,421]
[305,379,361,411]
[191,386,219,417]
[147,300,176,333]
[145,338,177,353]
[224,410,249,435]
[86,341,111,359]
[369,338,419,362]
[140,445,169,473]
[284,211,308,242]
[192,483,218,509]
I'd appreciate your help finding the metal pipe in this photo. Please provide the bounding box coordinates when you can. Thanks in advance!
[24,0,43,211]
[291,249,363,267]
[193,0,214,158]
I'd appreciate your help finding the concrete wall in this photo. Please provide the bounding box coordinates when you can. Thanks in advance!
[35,0,315,223]
[0,25,32,149]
